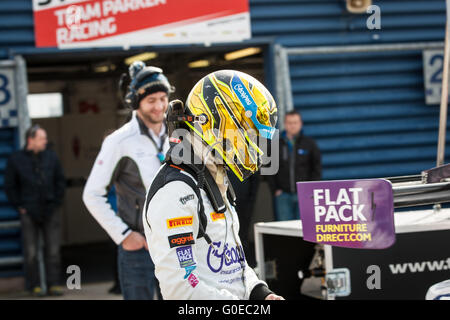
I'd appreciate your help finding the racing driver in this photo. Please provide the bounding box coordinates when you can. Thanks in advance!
[143,70,284,300]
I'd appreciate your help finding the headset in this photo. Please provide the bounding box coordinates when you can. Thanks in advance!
[166,99,208,135]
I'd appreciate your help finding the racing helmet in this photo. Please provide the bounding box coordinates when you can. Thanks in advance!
[168,70,277,181]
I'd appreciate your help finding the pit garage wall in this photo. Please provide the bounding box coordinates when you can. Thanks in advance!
[249,0,450,179]
[285,47,450,180]
[0,128,22,278]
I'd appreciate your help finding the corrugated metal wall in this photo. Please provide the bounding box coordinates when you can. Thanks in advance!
[251,0,446,46]
[2,1,446,56]
[288,49,449,179]
[251,0,449,180]
[0,0,33,59]
[0,128,22,277]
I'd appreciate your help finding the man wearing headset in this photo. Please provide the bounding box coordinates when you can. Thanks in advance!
[143,70,284,300]
[83,61,173,300]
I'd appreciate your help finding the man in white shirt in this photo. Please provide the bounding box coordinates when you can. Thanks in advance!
[83,61,173,299]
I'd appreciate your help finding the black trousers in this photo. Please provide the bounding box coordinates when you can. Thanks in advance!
[237,201,256,268]
[20,211,62,290]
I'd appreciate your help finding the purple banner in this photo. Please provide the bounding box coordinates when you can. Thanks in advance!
[297,179,396,249]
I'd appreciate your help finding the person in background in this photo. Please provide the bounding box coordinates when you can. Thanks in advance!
[228,172,260,268]
[82,61,173,300]
[268,110,322,221]
[4,124,66,297]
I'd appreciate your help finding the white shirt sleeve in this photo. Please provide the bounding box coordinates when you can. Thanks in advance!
[82,135,132,244]
[143,181,241,300]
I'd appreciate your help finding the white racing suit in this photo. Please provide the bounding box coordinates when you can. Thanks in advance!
[143,164,272,300]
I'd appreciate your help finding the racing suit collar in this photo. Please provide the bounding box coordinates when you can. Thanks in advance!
[206,162,228,199]
[191,135,228,199]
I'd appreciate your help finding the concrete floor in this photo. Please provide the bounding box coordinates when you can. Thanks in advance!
[0,281,123,300]
[0,241,121,300]
[0,181,276,301]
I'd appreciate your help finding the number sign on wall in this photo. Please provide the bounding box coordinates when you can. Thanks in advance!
[0,67,18,127]
[423,49,447,105]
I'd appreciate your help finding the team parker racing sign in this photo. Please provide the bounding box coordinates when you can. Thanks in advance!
[32,0,251,49]
[297,179,396,249]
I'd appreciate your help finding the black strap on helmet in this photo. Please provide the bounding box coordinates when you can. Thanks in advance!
[165,142,236,213]
[163,99,237,212]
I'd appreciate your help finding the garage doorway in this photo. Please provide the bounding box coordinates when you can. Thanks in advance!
[23,44,272,281]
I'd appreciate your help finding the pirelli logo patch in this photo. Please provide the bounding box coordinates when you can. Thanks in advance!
[167,216,193,229]
[168,232,195,248]
[210,212,225,221]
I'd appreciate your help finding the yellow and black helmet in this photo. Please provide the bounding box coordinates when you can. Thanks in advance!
[168,70,277,181]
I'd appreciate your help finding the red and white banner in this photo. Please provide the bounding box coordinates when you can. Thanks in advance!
[32,0,251,49]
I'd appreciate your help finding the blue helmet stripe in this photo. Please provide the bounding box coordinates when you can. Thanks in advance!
[231,74,275,140]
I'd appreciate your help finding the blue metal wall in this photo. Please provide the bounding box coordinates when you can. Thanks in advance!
[0,128,22,277]
[0,1,447,179]
[251,0,446,46]
[288,50,449,179]
[0,0,33,59]
[250,0,449,179]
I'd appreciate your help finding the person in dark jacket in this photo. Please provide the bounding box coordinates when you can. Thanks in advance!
[4,124,66,297]
[228,172,260,268]
[268,110,321,221]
